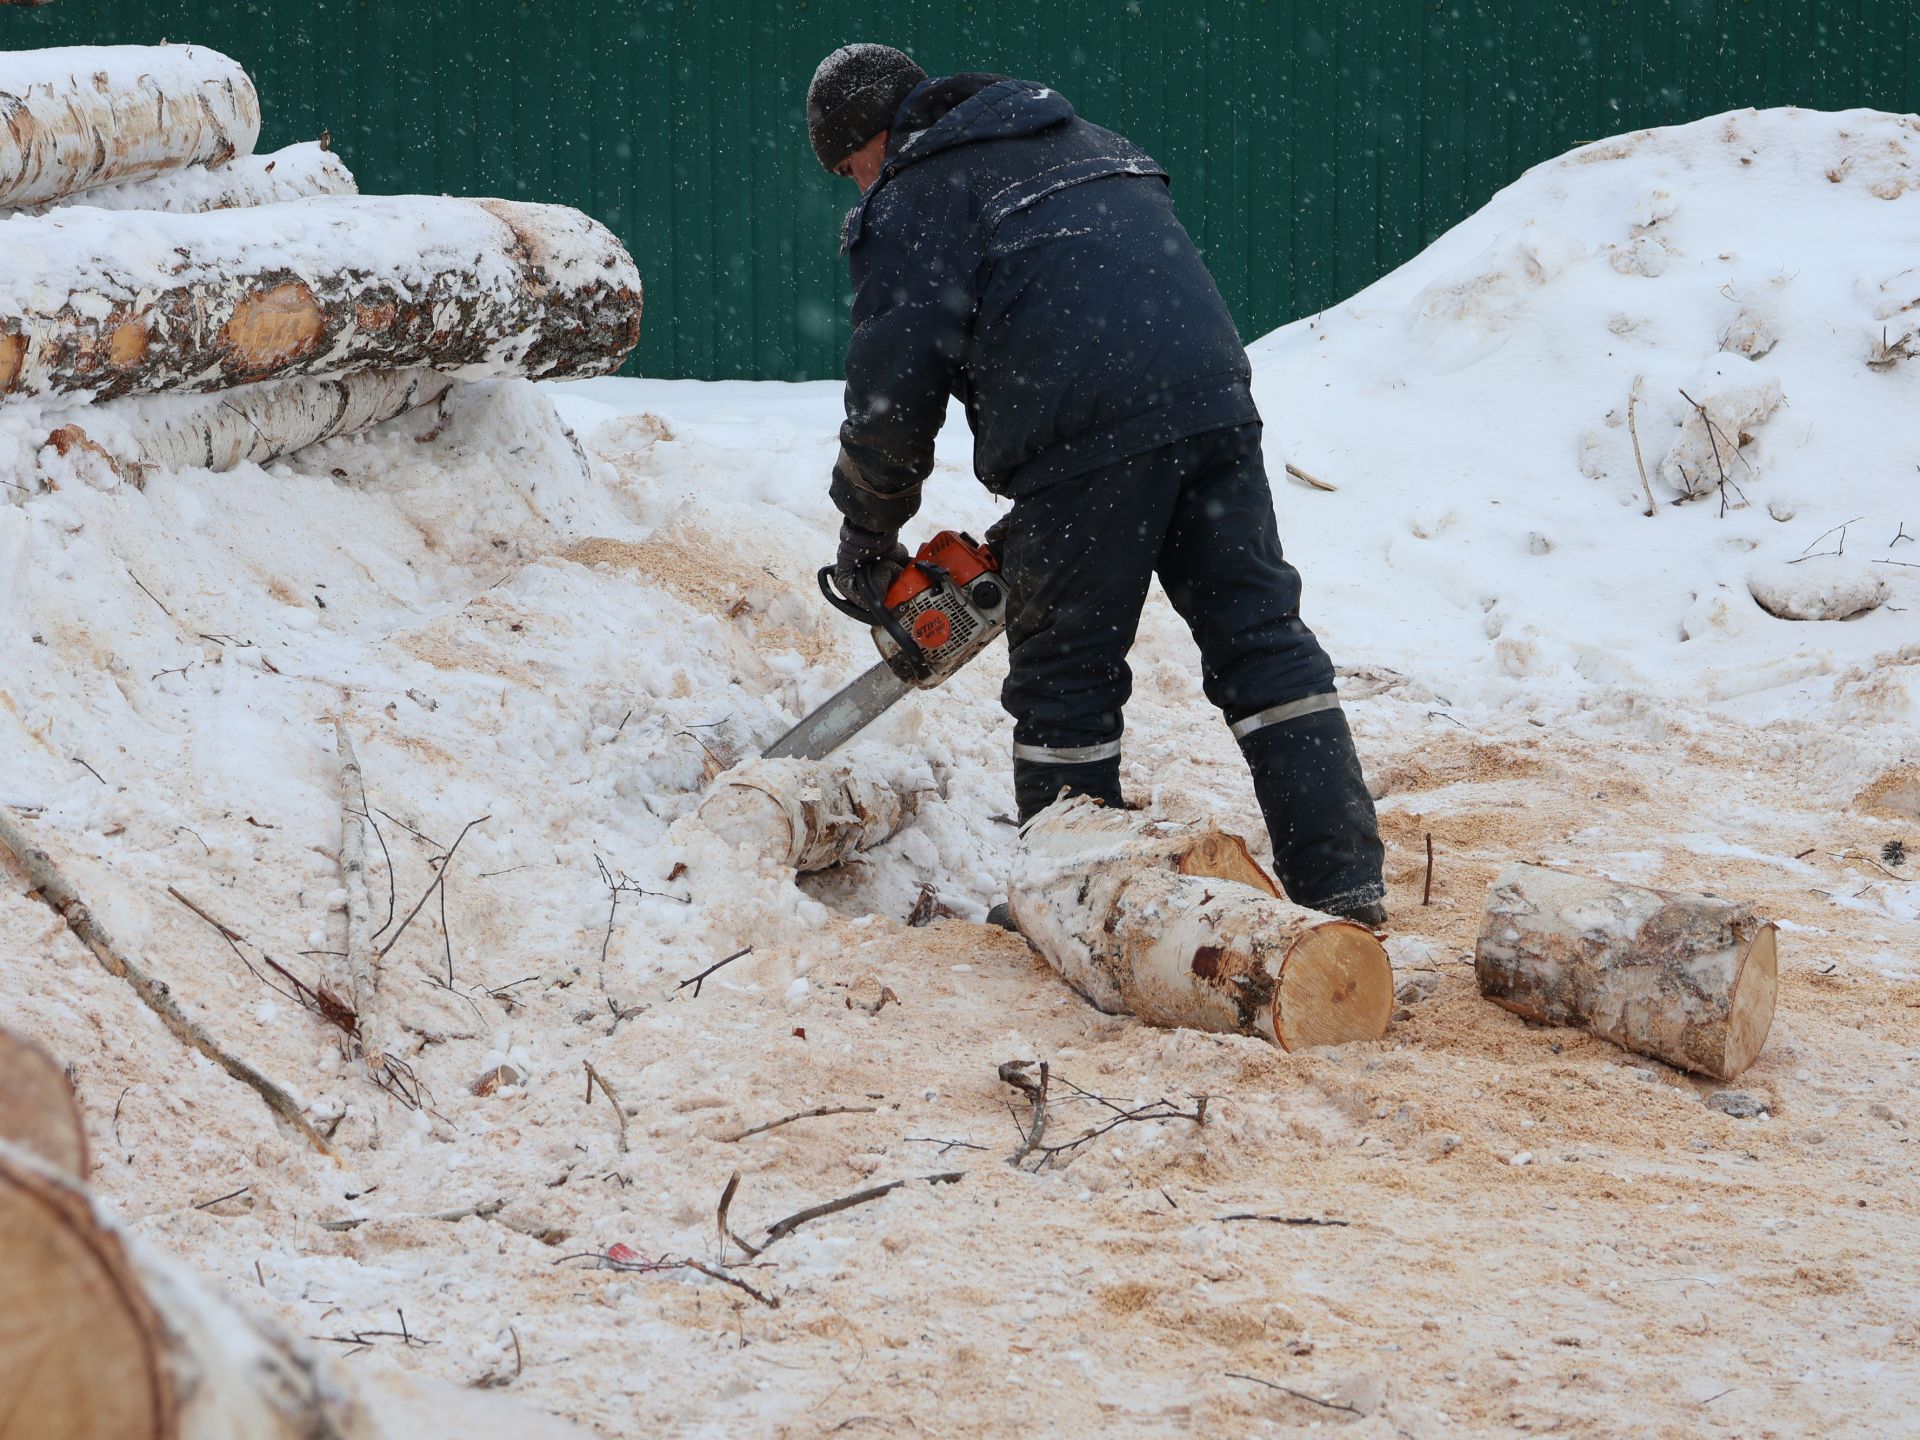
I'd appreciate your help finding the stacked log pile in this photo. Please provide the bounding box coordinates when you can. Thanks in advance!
[0,42,641,484]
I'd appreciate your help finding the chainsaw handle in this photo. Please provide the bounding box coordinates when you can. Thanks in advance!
[816,565,875,624]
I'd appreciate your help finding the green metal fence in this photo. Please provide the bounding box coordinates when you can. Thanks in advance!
[12,2,1920,379]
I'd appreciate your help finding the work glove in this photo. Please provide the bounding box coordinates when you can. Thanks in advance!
[833,520,909,609]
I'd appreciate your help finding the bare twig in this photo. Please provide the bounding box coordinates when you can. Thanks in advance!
[0,813,335,1158]
[1627,376,1656,516]
[335,722,382,1067]
[677,946,752,997]
[582,1061,629,1153]
[318,1198,507,1232]
[70,756,106,785]
[378,814,488,960]
[555,1249,779,1308]
[1002,1059,1050,1166]
[716,1169,762,1259]
[1284,461,1337,492]
[193,1186,251,1210]
[725,1104,878,1143]
[1228,1372,1364,1415]
[762,1172,964,1245]
[127,569,174,618]
[1422,832,1434,906]
[1217,1213,1352,1227]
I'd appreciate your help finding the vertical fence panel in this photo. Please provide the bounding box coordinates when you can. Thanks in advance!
[6,0,1920,379]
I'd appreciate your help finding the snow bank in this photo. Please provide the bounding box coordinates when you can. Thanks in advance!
[1249,106,1920,716]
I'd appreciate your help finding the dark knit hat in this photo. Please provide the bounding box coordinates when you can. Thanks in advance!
[807,43,926,172]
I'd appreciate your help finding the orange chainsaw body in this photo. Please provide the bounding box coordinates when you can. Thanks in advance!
[875,530,1007,687]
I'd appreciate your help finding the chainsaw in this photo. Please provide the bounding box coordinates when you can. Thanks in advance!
[763,530,1007,761]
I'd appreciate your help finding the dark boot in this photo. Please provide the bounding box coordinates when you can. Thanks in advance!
[1013,754,1123,823]
[1238,706,1385,917]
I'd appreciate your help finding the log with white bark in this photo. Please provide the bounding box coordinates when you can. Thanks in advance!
[0,194,643,402]
[40,368,456,479]
[1475,862,1778,1079]
[1008,797,1394,1049]
[0,44,259,209]
[0,1026,88,1175]
[0,1138,589,1438]
[7,139,355,217]
[692,758,910,872]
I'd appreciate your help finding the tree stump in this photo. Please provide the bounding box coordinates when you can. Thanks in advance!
[1008,797,1393,1049]
[0,1026,87,1176]
[1475,862,1778,1079]
[0,44,259,208]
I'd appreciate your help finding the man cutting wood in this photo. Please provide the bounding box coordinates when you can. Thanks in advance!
[807,44,1387,926]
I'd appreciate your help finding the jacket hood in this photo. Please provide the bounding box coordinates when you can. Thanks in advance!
[885,77,1075,172]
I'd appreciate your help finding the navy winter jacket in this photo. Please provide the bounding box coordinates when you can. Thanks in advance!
[830,75,1257,534]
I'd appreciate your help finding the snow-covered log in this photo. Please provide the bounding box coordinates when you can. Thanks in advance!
[41,368,455,480]
[8,140,355,217]
[1475,863,1778,1079]
[0,195,643,402]
[693,759,910,872]
[0,45,259,209]
[0,1026,88,1176]
[0,1138,588,1438]
[1008,797,1394,1049]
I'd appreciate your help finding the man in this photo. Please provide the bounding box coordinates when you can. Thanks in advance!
[806,44,1387,925]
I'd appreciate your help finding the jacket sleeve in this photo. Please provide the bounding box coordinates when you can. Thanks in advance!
[832,178,976,533]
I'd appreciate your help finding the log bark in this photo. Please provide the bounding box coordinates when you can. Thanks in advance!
[0,1026,88,1176]
[1008,797,1394,1049]
[41,368,456,480]
[693,759,909,872]
[0,194,643,402]
[1474,862,1778,1079]
[0,1138,588,1439]
[8,140,355,217]
[0,44,259,208]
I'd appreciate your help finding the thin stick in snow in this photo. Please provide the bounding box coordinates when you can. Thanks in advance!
[334,720,382,1069]
[761,1172,964,1246]
[1284,461,1338,492]
[723,1104,878,1143]
[1627,375,1657,517]
[0,810,335,1158]
[582,1061,629,1153]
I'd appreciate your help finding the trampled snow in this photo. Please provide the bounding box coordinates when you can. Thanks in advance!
[1,107,1915,1436]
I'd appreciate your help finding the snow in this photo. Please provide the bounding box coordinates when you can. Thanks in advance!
[0,42,250,98]
[2,106,1917,1436]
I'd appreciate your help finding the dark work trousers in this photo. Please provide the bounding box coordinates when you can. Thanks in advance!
[999,421,1386,915]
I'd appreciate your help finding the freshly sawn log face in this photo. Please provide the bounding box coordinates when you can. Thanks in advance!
[0,44,260,208]
[43,368,456,479]
[0,1026,89,1176]
[1008,797,1393,1050]
[0,194,643,401]
[1475,862,1777,1079]
[696,758,909,873]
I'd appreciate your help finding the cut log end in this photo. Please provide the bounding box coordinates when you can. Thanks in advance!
[0,1148,169,1439]
[1275,921,1396,1051]
[1719,923,1778,1080]
[0,1028,89,1177]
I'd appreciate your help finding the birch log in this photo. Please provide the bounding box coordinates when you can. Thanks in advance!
[1008,797,1393,1049]
[42,368,455,479]
[0,45,259,209]
[1475,862,1778,1079]
[693,758,909,872]
[0,1139,589,1439]
[0,194,643,402]
[8,140,355,217]
[0,1026,88,1175]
